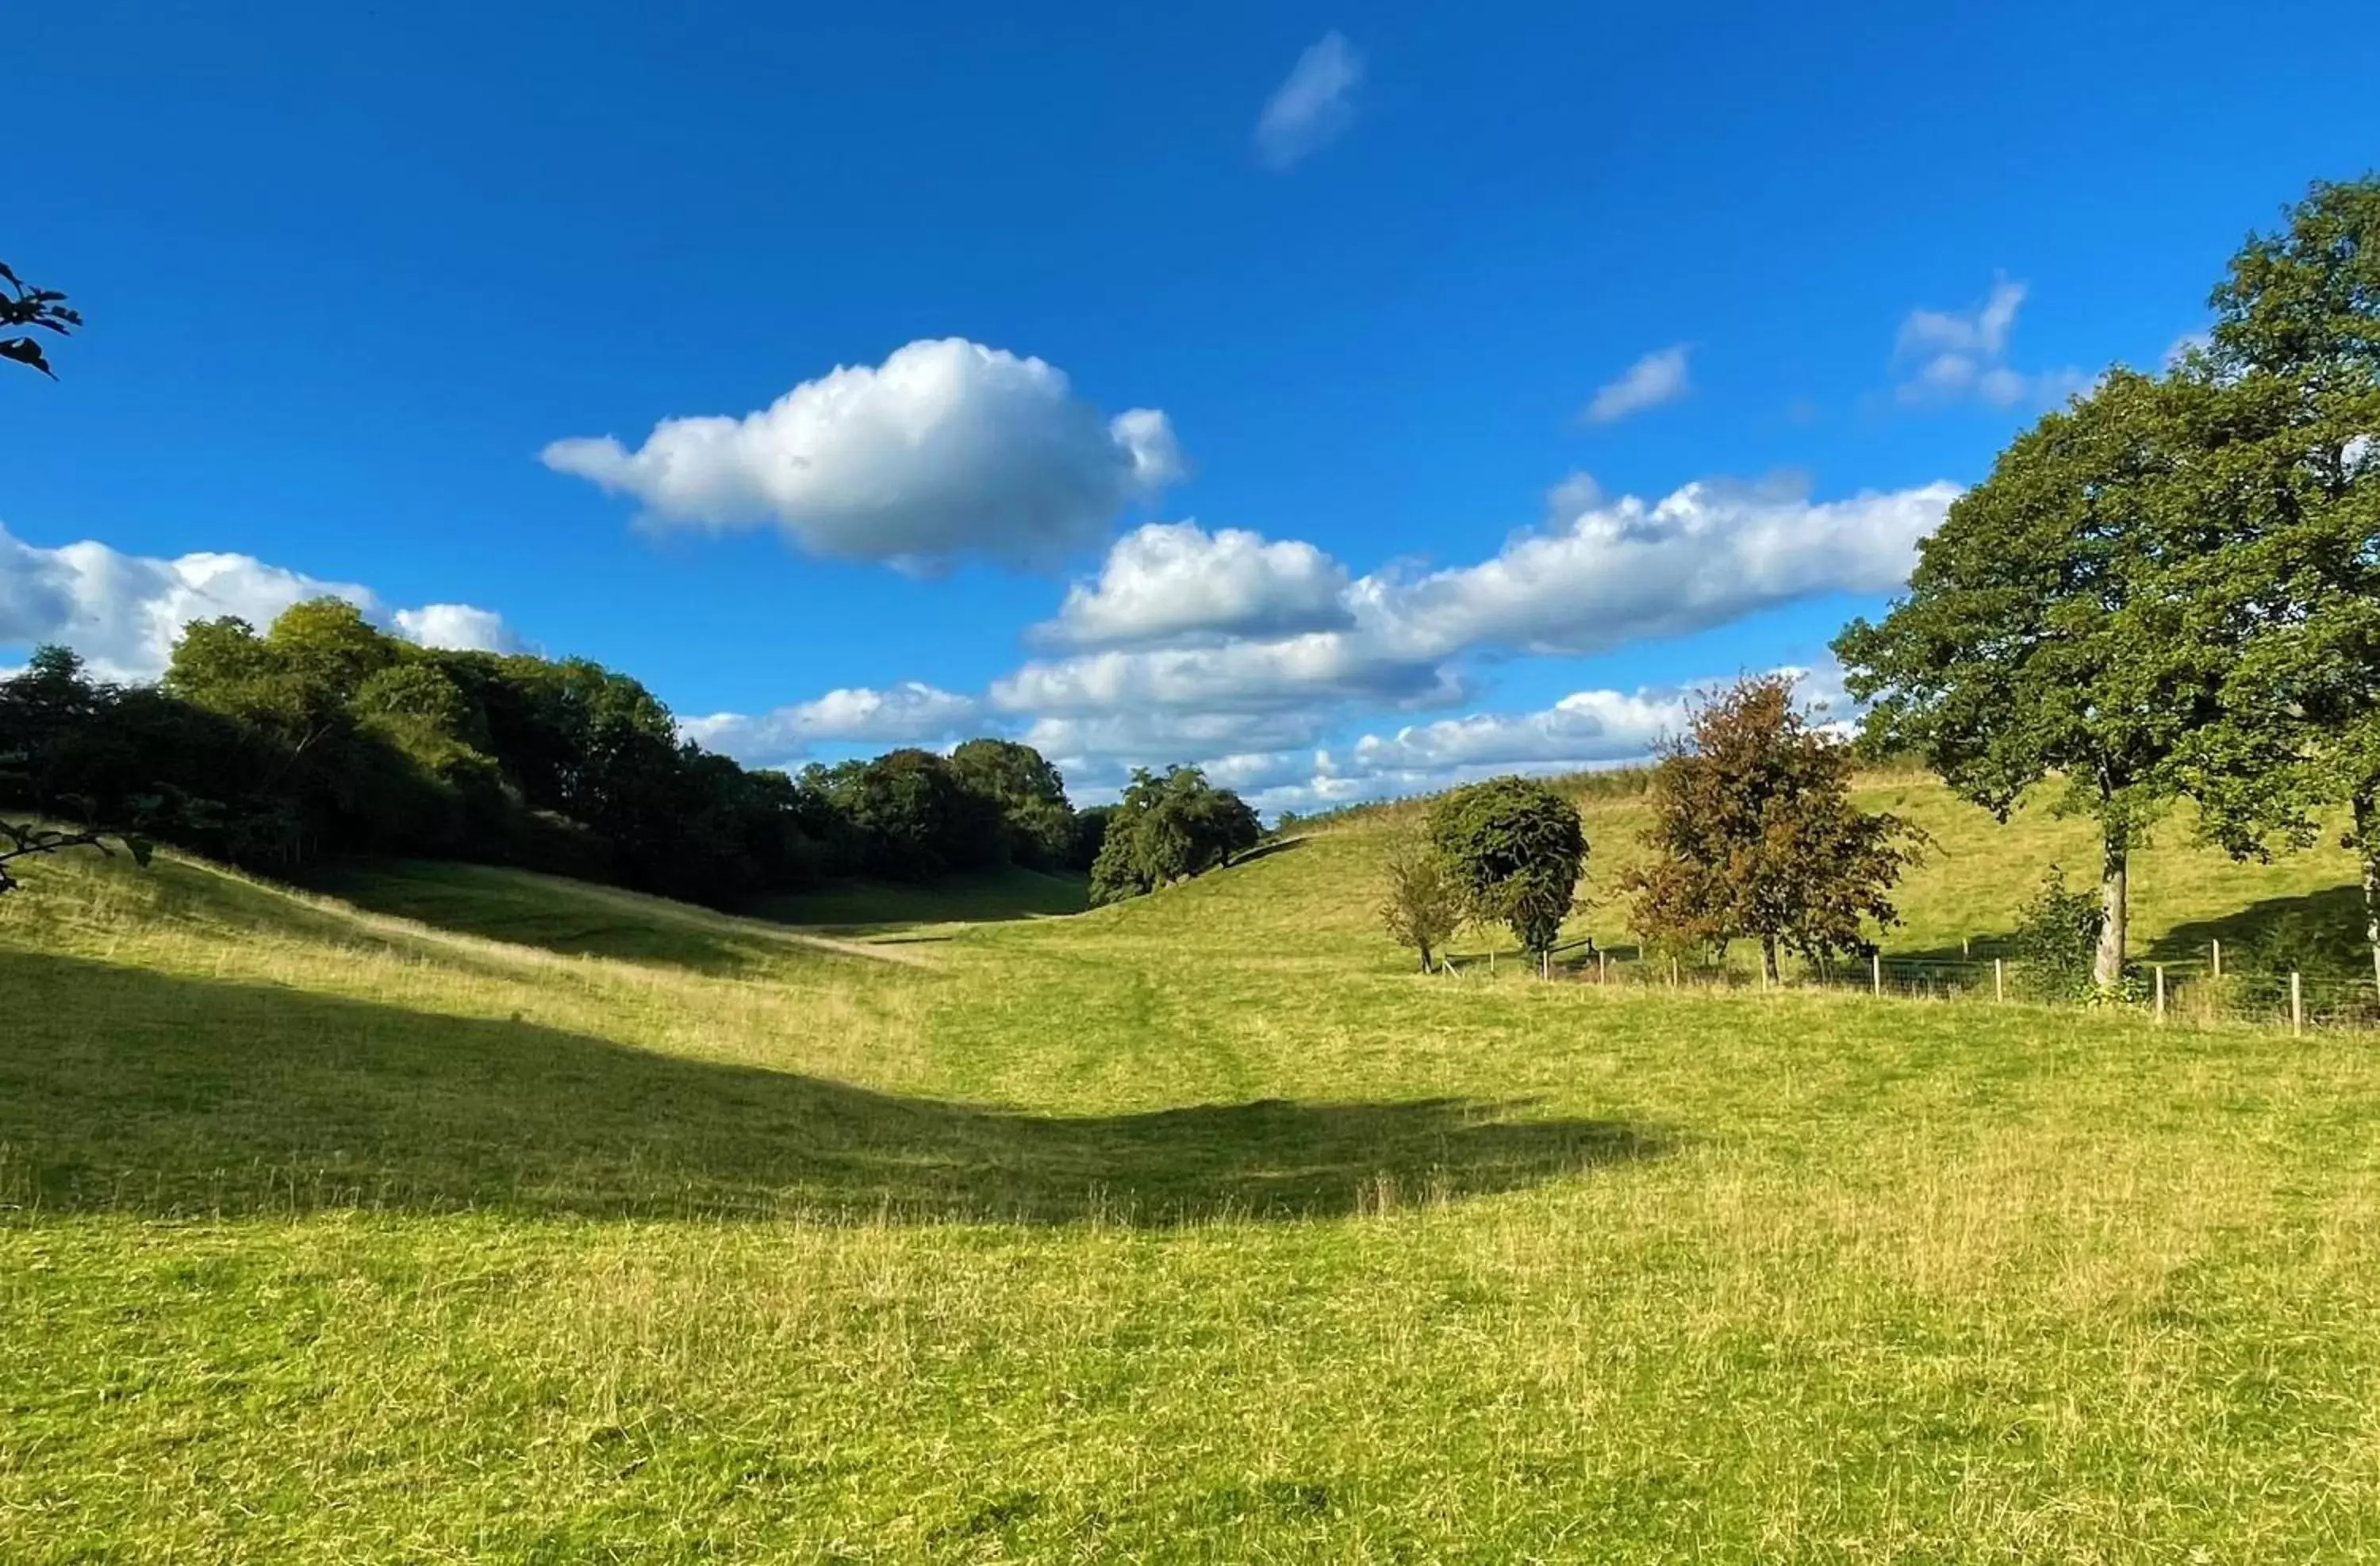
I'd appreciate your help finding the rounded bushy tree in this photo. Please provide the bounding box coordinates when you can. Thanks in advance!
[1426,777,1587,961]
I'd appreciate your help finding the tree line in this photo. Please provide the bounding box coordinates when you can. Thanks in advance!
[0,600,1259,908]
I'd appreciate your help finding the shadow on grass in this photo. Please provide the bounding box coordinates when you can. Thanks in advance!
[0,950,1660,1224]
[1221,836,1307,869]
[2148,885,2368,968]
[301,861,817,977]
[747,867,1092,937]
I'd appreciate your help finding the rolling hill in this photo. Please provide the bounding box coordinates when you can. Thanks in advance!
[3,771,2378,1560]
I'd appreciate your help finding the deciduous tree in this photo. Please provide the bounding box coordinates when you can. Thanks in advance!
[1426,777,1586,963]
[1833,370,2228,987]
[950,738,1077,869]
[1,260,79,378]
[1617,674,1924,982]
[1377,835,1464,972]
[1087,766,1262,905]
[2175,177,2380,980]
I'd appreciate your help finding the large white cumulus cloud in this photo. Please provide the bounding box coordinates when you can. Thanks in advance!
[996,476,1956,731]
[393,603,520,654]
[1036,521,1352,649]
[1380,475,1960,657]
[542,338,1183,569]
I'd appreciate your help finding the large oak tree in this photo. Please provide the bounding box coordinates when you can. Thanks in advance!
[1833,370,2235,987]
[2176,178,2380,977]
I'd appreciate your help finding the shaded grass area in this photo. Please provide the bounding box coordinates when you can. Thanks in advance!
[302,858,855,975]
[747,864,1091,936]
[0,948,1649,1222]
[8,794,2380,1559]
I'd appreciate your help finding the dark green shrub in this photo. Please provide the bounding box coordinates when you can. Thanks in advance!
[1426,777,1587,959]
[2011,869,2104,1000]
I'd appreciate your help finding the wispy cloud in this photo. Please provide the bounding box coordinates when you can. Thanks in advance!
[1253,32,1363,171]
[1581,345,1692,425]
[1892,275,2085,410]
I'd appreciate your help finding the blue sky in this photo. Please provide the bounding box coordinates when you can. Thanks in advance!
[6,0,2374,809]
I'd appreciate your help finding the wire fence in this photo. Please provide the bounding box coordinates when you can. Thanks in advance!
[1451,937,2380,1034]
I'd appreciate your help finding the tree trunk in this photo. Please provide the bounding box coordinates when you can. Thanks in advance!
[1418,943,1433,974]
[1760,933,1780,986]
[2358,792,2380,997]
[2094,826,2129,989]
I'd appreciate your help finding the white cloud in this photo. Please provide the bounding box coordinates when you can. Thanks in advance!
[542,338,1182,570]
[1035,520,1353,650]
[1253,31,1363,170]
[985,478,1952,794]
[1581,345,1692,425]
[1225,663,1853,816]
[1018,707,1342,764]
[0,524,512,682]
[1898,278,2026,361]
[681,681,979,766]
[1542,470,1603,521]
[1346,686,1689,775]
[393,603,520,654]
[1894,276,2084,409]
[995,631,1461,718]
[1380,474,1954,658]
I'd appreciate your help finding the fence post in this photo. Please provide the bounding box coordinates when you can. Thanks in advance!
[1541,948,1549,981]
[2291,971,2304,1036]
[1871,951,1882,997]
[1599,949,1608,985]
[2211,938,2221,978]
[1994,958,2004,1004]
[2154,964,2166,1023]
[1668,956,1679,989]
[1963,935,1971,959]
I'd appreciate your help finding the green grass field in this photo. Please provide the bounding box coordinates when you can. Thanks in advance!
[6,774,2380,1560]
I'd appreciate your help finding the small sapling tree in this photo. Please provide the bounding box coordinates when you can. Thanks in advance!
[1378,835,1464,972]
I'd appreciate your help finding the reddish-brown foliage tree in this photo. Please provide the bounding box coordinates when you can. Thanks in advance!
[1619,674,1926,981]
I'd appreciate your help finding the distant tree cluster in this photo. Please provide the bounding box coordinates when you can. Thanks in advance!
[1838,175,2380,987]
[1088,765,1263,905]
[0,602,1124,908]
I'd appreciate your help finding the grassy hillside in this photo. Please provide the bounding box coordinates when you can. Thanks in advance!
[1244,769,2366,969]
[4,780,2380,1560]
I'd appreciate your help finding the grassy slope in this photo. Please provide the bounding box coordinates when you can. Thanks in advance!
[3,776,2379,1560]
